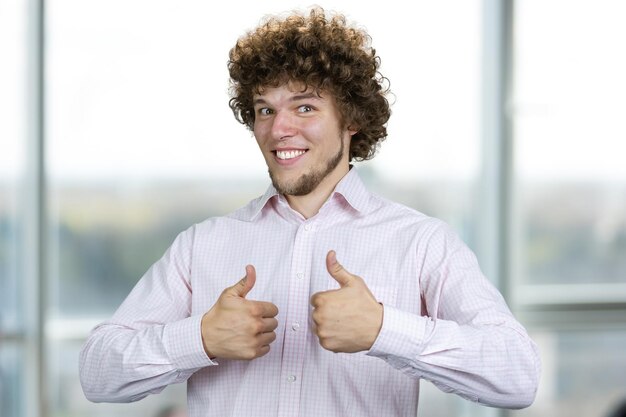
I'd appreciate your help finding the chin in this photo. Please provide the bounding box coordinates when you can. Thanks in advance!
[270,172,313,196]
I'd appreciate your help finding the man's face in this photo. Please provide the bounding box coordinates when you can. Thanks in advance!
[252,82,354,196]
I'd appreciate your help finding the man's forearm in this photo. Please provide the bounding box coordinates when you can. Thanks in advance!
[367,306,541,409]
[79,317,212,403]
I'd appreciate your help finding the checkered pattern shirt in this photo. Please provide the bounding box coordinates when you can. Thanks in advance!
[80,168,540,416]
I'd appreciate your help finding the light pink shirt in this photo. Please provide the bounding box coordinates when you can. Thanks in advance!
[79,168,540,417]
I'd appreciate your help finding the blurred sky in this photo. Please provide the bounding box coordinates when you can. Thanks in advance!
[1,0,625,182]
[2,0,480,182]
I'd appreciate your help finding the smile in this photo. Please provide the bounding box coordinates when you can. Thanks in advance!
[275,149,307,160]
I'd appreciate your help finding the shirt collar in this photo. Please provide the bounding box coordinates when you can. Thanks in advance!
[329,166,372,214]
[246,166,374,221]
[246,185,280,221]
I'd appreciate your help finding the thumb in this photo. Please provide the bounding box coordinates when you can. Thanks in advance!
[227,265,256,298]
[326,250,354,287]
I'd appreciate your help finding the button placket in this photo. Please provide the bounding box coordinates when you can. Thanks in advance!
[277,222,315,417]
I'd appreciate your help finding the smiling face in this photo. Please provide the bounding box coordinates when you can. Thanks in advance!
[252,82,355,197]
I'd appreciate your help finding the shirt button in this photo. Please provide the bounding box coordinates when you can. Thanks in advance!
[296,272,304,279]
[287,375,297,382]
[304,224,311,231]
[291,322,300,331]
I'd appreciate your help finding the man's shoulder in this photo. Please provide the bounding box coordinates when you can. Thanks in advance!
[192,193,271,229]
[368,192,430,221]
[364,192,448,234]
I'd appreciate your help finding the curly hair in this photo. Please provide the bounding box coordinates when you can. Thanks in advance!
[228,7,391,161]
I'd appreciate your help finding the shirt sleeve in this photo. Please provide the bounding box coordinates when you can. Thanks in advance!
[367,221,541,409]
[78,225,217,403]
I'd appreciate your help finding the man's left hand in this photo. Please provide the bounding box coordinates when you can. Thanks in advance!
[310,250,383,353]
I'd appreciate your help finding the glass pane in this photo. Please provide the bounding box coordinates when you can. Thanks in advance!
[45,0,269,317]
[360,0,481,242]
[47,0,481,304]
[418,381,496,417]
[515,328,626,417]
[47,2,480,417]
[513,0,626,286]
[0,344,23,417]
[50,341,186,417]
[49,183,263,316]
[0,0,26,332]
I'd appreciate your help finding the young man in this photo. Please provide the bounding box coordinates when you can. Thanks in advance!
[80,8,540,417]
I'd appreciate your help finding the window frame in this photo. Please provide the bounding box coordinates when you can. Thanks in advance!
[12,1,626,417]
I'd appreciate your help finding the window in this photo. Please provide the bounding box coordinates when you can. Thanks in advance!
[524,327,626,417]
[45,1,482,416]
[513,0,626,291]
[11,1,625,417]
[0,0,27,415]
[511,1,626,416]
[0,0,26,335]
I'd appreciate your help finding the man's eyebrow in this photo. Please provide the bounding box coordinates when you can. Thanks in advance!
[290,92,321,101]
[252,92,323,106]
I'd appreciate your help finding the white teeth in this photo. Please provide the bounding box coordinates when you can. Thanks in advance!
[276,150,306,160]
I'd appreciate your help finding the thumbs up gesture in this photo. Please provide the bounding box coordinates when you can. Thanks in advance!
[201,265,279,360]
[310,251,383,353]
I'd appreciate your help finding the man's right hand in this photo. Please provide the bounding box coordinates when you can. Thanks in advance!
[201,265,279,360]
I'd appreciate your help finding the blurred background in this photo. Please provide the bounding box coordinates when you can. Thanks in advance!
[1,0,625,416]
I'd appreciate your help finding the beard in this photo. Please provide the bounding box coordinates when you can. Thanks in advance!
[269,136,345,196]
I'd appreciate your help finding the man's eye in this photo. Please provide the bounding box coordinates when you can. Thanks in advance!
[258,108,272,116]
[298,105,313,113]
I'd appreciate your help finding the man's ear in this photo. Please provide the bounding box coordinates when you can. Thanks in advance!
[347,124,359,136]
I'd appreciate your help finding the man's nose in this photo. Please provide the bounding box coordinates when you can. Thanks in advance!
[270,111,297,140]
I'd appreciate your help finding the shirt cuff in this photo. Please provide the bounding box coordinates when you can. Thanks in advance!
[367,305,428,361]
[163,315,218,371]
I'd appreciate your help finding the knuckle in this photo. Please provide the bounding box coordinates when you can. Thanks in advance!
[316,326,328,339]
[319,338,332,350]
[251,321,263,334]
[243,347,258,360]
[248,303,263,316]
[248,319,264,334]
[311,311,322,325]
[312,295,325,307]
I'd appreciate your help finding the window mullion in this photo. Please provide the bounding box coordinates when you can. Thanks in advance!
[479,1,514,417]
[479,0,514,296]
[23,0,47,416]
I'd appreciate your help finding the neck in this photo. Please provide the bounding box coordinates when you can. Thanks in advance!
[285,165,350,219]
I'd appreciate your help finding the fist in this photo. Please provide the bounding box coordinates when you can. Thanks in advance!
[201,265,279,360]
[310,251,383,353]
